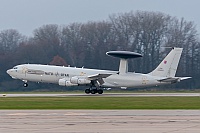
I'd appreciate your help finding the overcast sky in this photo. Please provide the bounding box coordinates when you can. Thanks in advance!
[0,0,200,36]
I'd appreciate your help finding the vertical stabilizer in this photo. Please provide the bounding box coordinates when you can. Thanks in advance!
[149,47,183,77]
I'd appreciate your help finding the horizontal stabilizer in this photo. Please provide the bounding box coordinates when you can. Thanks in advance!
[179,77,192,81]
[158,77,191,83]
[158,77,179,82]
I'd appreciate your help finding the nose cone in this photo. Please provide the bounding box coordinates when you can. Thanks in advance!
[7,69,17,79]
[6,69,12,75]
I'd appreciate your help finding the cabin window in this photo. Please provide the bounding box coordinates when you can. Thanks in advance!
[27,69,44,75]
[44,72,54,75]
[45,72,50,75]
[13,67,18,69]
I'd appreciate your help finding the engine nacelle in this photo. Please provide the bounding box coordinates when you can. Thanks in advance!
[70,76,91,84]
[58,78,77,86]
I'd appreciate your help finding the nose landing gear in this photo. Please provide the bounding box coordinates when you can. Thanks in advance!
[23,80,28,87]
[23,82,28,87]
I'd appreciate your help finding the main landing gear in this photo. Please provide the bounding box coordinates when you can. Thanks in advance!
[85,88,103,94]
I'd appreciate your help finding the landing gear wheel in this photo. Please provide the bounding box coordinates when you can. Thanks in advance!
[85,89,91,94]
[91,89,97,94]
[97,89,103,94]
[23,83,28,87]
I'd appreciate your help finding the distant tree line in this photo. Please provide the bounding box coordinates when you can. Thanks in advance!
[0,11,199,91]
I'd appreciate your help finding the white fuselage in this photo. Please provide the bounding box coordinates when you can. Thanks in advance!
[7,64,168,88]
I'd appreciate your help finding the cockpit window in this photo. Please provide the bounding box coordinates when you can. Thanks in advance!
[13,67,18,69]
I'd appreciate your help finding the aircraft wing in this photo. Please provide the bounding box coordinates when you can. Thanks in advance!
[158,77,191,83]
[87,73,112,80]
[87,73,112,85]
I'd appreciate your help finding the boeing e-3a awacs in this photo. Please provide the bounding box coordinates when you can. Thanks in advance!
[7,47,191,94]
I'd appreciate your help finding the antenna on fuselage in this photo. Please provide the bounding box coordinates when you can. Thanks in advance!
[106,51,142,74]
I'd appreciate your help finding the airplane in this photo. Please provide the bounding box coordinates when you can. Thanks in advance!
[7,47,191,94]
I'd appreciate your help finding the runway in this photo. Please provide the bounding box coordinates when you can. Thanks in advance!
[0,110,199,133]
[1,93,200,97]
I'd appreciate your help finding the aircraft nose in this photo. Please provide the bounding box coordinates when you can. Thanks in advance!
[6,69,12,75]
[7,69,18,79]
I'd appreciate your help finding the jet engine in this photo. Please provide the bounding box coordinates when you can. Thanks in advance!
[58,78,77,86]
[70,76,91,84]
[58,76,91,86]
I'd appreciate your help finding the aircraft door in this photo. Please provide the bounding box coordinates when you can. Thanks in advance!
[21,67,28,77]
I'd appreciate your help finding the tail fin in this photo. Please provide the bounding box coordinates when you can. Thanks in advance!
[149,47,183,77]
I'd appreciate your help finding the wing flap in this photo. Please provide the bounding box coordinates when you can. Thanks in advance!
[87,73,112,80]
[87,73,112,86]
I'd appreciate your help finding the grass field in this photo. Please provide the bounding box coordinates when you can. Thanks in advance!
[0,96,200,109]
